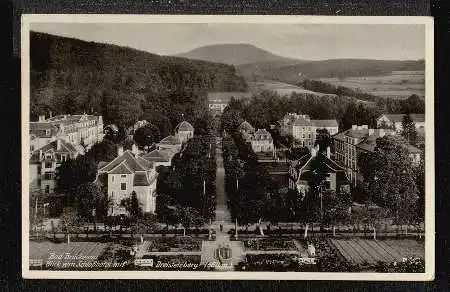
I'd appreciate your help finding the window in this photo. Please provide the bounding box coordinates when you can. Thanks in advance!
[121,183,126,190]
[45,162,52,168]
[43,172,53,180]
[112,176,114,182]
[121,174,126,178]
[45,185,50,194]
[30,146,34,152]
[308,134,311,138]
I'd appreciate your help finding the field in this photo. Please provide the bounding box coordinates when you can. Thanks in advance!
[330,239,424,266]
[319,71,425,100]
[248,80,336,97]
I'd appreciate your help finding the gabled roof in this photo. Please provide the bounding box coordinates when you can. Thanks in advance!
[380,114,425,123]
[158,135,181,145]
[109,161,134,175]
[175,120,194,132]
[99,151,147,173]
[29,139,79,163]
[313,120,339,128]
[141,149,170,162]
[292,153,349,185]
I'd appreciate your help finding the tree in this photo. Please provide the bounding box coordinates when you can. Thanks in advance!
[75,182,109,221]
[133,123,160,149]
[315,128,332,153]
[179,206,205,236]
[60,207,83,244]
[401,113,417,146]
[120,191,142,220]
[358,135,419,226]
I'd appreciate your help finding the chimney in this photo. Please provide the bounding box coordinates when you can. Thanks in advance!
[352,125,357,130]
[38,115,45,122]
[117,146,124,157]
[132,144,139,156]
[379,129,385,138]
[56,139,61,150]
[326,146,331,159]
[368,129,374,136]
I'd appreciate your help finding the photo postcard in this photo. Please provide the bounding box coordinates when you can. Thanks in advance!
[21,15,434,280]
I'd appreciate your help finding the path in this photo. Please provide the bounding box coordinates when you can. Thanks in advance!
[200,136,244,270]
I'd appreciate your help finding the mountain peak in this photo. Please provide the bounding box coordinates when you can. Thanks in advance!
[175,43,295,66]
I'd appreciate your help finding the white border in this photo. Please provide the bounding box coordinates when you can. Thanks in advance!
[21,14,434,280]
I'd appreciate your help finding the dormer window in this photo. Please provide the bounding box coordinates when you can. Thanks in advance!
[45,129,51,135]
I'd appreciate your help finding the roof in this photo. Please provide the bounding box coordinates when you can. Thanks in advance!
[313,120,339,128]
[141,149,170,162]
[30,139,79,163]
[29,122,59,137]
[99,151,149,173]
[175,120,194,132]
[158,135,181,145]
[293,115,312,126]
[380,114,425,123]
[109,161,134,175]
[133,172,150,186]
[104,124,119,132]
[293,153,349,184]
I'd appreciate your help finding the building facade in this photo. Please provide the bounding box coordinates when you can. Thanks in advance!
[97,147,157,215]
[29,139,80,194]
[30,113,104,155]
[279,113,339,149]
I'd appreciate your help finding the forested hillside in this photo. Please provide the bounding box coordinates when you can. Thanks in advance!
[30,32,248,132]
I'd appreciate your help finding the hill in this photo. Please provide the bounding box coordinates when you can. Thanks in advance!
[239,59,425,84]
[175,43,304,66]
[30,32,248,132]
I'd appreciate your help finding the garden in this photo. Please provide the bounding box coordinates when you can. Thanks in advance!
[244,238,297,251]
[144,237,202,252]
[236,254,318,272]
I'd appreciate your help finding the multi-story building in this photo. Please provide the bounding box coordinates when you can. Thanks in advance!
[29,113,104,155]
[97,146,157,215]
[29,139,80,194]
[175,120,194,144]
[250,129,274,153]
[288,145,350,196]
[333,125,396,185]
[377,114,425,132]
[207,92,252,115]
[279,113,338,149]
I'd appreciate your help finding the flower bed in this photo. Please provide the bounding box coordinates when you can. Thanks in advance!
[145,237,202,252]
[244,238,297,251]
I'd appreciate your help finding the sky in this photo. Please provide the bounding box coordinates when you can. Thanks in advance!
[30,23,425,61]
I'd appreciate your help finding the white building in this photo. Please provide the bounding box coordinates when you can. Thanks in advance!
[30,113,103,155]
[250,129,275,153]
[97,146,157,215]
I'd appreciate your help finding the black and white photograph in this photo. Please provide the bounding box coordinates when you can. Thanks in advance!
[21,15,434,280]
